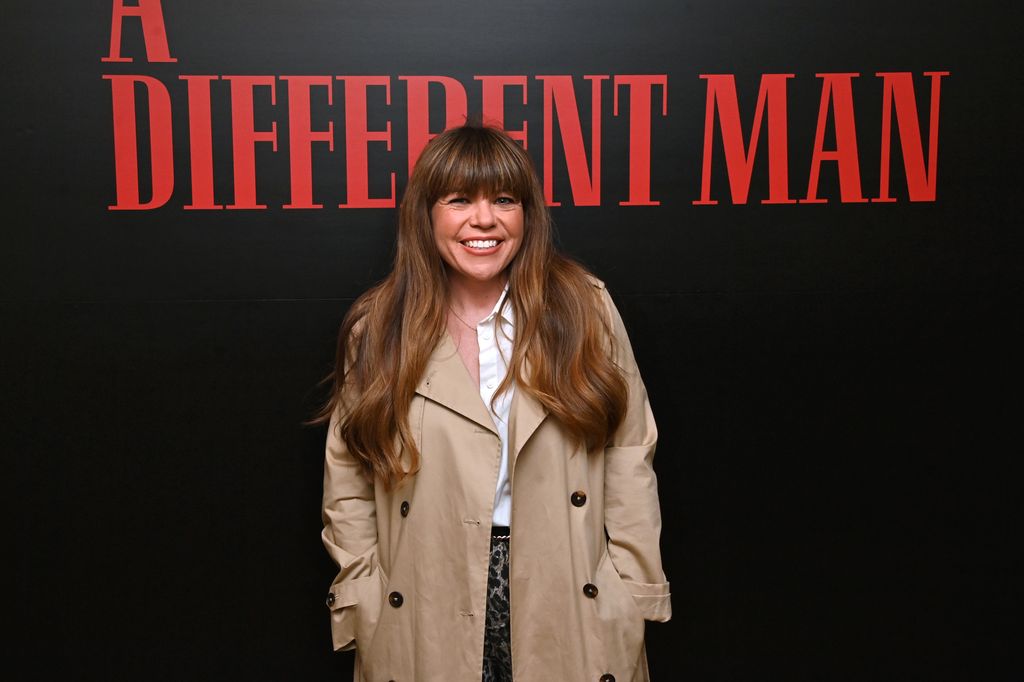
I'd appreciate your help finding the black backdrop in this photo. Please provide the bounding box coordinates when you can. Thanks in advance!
[4,1,1020,680]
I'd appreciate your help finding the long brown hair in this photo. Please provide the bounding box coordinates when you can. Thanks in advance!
[308,124,628,488]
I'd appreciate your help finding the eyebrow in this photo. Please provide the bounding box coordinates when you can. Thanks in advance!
[438,189,518,198]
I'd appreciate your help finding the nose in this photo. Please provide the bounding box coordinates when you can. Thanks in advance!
[469,197,496,228]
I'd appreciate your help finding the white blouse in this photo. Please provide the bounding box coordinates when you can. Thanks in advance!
[475,284,515,526]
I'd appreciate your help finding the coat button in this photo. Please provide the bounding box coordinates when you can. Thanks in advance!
[400,500,410,517]
[583,583,599,598]
[600,675,616,682]
[388,591,404,608]
[325,592,336,607]
[570,490,587,506]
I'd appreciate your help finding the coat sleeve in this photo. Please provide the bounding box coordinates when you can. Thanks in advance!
[322,392,381,651]
[600,284,673,623]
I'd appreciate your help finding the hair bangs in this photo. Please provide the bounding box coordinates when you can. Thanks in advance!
[423,129,533,205]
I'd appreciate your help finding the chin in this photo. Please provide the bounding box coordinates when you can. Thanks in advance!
[456,269,504,283]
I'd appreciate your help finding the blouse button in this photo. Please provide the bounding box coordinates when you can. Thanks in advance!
[388,591,404,608]
[570,490,587,507]
[583,583,599,598]
[600,675,616,682]
[325,592,336,607]
[400,500,410,517]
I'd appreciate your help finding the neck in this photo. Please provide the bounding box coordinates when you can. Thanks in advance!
[447,273,507,318]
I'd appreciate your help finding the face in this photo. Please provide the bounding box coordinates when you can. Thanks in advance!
[431,191,524,288]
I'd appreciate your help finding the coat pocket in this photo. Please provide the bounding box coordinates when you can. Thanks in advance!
[354,568,387,659]
[591,551,647,677]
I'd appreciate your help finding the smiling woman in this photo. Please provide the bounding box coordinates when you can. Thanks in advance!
[431,191,524,297]
[309,124,671,682]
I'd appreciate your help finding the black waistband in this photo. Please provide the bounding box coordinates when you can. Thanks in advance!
[491,525,510,537]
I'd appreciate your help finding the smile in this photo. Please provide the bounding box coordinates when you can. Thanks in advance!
[461,239,500,249]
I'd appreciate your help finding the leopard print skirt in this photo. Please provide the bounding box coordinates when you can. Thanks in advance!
[482,528,513,682]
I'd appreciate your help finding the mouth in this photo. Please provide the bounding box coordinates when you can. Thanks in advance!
[460,238,502,250]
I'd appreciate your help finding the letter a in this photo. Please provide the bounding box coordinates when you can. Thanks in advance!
[102,0,177,63]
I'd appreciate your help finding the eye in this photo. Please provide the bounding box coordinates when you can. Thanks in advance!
[439,194,469,205]
[494,195,519,206]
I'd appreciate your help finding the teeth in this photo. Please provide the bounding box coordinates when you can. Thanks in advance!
[463,239,499,248]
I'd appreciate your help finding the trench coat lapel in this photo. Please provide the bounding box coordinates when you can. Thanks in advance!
[415,331,499,435]
[508,356,549,472]
[414,331,551,466]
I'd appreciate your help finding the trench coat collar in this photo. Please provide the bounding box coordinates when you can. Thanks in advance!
[414,328,549,464]
[414,331,497,434]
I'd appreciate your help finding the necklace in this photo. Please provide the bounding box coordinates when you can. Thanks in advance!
[448,304,478,331]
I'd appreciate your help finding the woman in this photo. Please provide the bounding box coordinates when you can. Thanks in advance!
[311,124,671,682]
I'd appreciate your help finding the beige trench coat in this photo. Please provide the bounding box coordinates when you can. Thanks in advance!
[322,277,671,682]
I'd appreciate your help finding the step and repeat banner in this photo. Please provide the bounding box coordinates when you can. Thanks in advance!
[5,1,1016,680]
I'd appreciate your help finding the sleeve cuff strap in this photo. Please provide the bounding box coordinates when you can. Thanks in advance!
[622,579,672,622]
[327,574,375,651]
